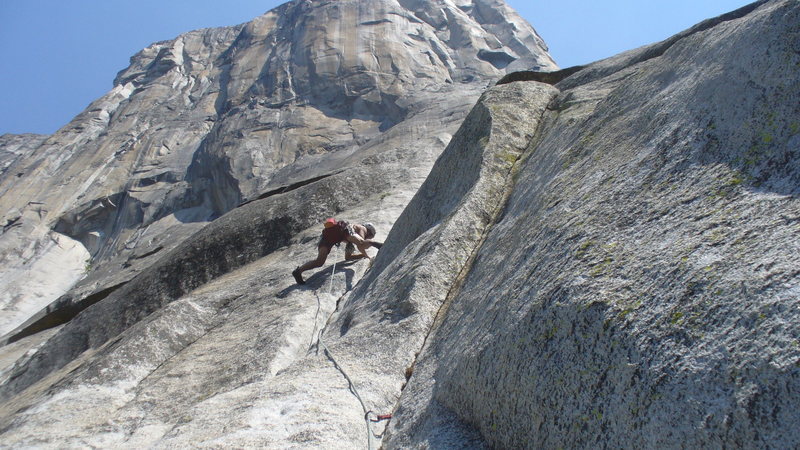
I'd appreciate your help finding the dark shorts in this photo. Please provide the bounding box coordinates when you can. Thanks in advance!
[318,223,357,250]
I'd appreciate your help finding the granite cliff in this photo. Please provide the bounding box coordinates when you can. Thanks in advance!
[0,0,554,340]
[1,0,799,448]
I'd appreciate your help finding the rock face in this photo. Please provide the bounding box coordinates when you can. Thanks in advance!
[1,0,799,448]
[0,134,48,176]
[0,0,555,340]
[385,0,800,447]
[0,133,88,337]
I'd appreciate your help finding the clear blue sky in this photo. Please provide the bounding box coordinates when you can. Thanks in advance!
[0,0,753,135]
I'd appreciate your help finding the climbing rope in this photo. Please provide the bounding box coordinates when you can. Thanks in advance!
[309,247,339,348]
[314,247,391,450]
[328,251,337,296]
[317,329,375,449]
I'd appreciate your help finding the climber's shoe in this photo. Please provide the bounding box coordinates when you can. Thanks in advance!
[292,267,305,285]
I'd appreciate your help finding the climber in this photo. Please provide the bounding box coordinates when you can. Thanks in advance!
[292,218,383,285]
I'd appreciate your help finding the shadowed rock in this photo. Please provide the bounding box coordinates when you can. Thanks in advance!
[496,65,585,86]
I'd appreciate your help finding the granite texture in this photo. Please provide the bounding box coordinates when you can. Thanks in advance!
[2,0,798,448]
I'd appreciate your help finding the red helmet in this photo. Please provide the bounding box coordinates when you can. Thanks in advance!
[324,218,337,228]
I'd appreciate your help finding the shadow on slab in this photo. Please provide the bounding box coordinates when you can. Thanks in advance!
[277,260,361,298]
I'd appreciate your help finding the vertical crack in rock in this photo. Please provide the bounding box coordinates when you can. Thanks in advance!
[378,82,565,448]
[305,81,560,448]
[401,81,560,395]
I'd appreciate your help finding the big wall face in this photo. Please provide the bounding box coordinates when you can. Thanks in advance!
[0,0,555,341]
[2,0,799,448]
